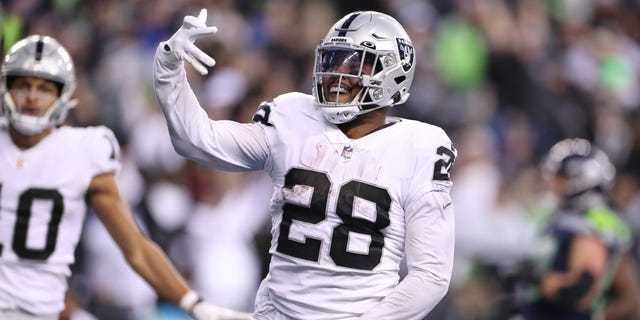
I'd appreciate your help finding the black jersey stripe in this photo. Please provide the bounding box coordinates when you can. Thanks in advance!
[337,12,361,36]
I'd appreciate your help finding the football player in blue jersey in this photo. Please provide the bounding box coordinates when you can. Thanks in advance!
[521,138,635,320]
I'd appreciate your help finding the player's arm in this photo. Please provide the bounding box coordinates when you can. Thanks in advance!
[360,138,457,320]
[153,9,268,171]
[87,173,251,320]
[604,253,640,320]
[540,234,608,310]
[87,173,189,304]
[359,189,455,320]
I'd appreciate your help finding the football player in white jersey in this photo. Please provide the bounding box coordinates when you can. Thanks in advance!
[0,35,251,320]
[155,9,457,320]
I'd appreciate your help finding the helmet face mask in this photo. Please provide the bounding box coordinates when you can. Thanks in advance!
[315,47,378,107]
[1,35,76,135]
[312,11,415,124]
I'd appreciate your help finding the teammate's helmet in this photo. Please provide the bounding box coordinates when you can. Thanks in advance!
[542,138,616,197]
[312,11,415,124]
[0,35,76,135]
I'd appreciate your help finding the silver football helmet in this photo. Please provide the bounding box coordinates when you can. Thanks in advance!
[542,138,616,197]
[0,35,76,135]
[312,11,415,124]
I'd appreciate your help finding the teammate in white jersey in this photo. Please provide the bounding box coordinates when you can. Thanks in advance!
[0,35,251,320]
[155,9,457,320]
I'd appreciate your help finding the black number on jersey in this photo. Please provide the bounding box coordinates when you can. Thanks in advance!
[276,168,391,270]
[0,184,64,260]
[433,146,456,181]
[252,101,273,126]
[104,132,119,160]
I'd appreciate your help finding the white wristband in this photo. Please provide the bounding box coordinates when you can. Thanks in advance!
[179,290,201,312]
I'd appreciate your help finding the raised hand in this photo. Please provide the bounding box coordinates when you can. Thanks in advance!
[161,8,218,75]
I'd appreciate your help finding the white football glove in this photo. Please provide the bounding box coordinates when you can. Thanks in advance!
[192,301,253,320]
[160,8,218,75]
[180,290,253,320]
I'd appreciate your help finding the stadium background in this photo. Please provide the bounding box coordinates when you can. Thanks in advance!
[2,0,640,319]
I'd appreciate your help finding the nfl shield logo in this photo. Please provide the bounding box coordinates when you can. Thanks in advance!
[341,146,354,160]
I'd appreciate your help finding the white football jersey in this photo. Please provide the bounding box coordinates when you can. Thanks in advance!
[254,93,455,319]
[155,57,456,319]
[0,124,120,315]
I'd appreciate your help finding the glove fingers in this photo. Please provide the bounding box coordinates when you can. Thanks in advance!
[183,15,213,30]
[167,8,218,76]
[197,8,208,23]
[187,43,216,66]
[183,53,209,75]
[192,26,219,36]
[187,27,218,42]
[183,15,202,28]
[184,9,217,33]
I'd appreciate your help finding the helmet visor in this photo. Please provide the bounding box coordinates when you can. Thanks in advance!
[316,48,375,76]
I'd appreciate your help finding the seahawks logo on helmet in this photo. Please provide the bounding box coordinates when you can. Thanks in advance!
[396,38,414,72]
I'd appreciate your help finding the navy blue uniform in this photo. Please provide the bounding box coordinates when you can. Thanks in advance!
[523,207,631,320]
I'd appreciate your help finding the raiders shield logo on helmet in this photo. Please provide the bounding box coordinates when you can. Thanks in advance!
[396,38,414,72]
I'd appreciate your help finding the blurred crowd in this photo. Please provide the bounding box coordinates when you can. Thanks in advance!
[2,0,640,319]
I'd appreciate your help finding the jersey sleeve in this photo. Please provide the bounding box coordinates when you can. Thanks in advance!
[585,208,633,251]
[86,126,121,176]
[360,127,457,320]
[153,45,270,171]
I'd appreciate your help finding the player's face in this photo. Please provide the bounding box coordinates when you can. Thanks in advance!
[8,76,60,116]
[319,49,373,104]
